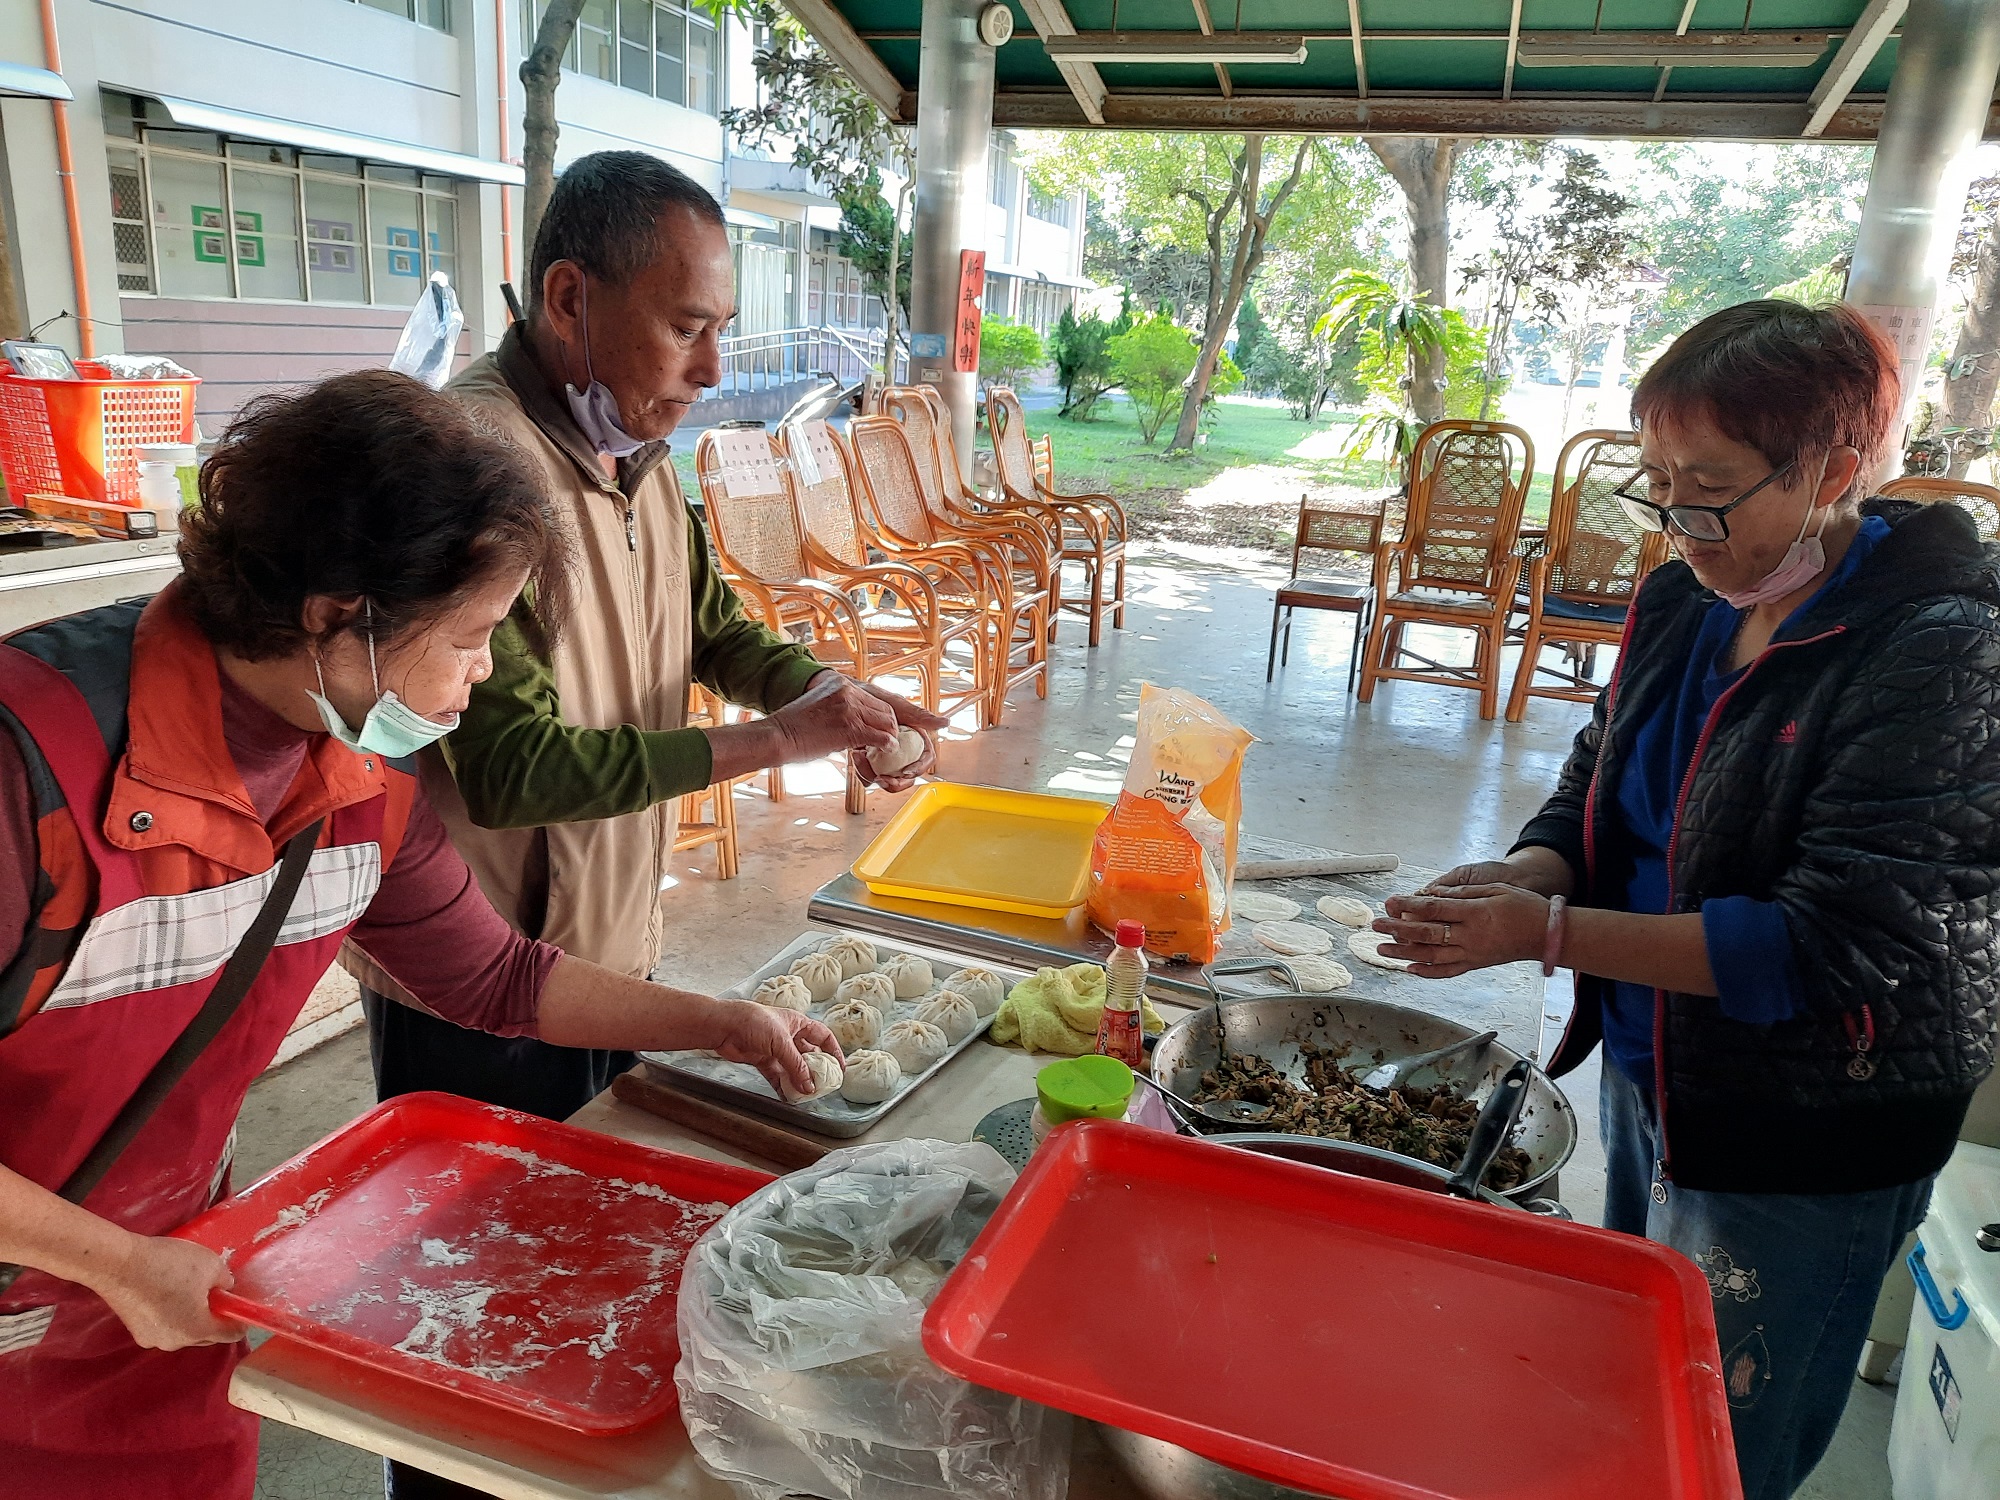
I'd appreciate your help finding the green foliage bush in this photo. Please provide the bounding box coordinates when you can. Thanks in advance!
[978,316,1045,394]
[1048,305,1125,420]
[1108,315,1200,443]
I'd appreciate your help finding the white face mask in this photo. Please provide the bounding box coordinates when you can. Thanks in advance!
[307,603,459,759]
[1715,478,1832,610]
[561,274,646,458]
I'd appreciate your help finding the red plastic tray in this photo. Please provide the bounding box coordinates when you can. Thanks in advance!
[176,1092,771,1434]
[923,1122,1740,1500]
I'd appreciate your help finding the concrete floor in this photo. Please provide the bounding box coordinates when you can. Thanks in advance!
[239,549,1896,1499]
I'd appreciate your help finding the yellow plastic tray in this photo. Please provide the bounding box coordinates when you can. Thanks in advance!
[852,783,1110,919]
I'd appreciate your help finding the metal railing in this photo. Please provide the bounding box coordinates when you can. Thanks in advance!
[709,325,907,399]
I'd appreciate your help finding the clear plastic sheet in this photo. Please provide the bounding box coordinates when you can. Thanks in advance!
[676,1139,1072,1500]
[389,272,464,390]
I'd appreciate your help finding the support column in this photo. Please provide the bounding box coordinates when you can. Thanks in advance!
[908,0,995,476]
[1845,0,2000,471]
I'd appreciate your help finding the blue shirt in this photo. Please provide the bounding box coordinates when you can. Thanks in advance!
[1600,516,1891,1085]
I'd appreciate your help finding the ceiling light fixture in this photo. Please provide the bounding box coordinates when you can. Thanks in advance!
[1043,32,1311,65]
[1514,30,1835,67]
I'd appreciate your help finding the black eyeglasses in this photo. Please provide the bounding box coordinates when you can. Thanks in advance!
[1612,460,1798,543]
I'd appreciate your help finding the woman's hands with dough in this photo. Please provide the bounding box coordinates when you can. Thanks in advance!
[714,1001,845,1098]
[1420,845,1575,900]
[1376,884,1550,978]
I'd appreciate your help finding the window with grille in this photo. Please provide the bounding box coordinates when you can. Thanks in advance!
[101,99,462,307]
[524,0,722,115]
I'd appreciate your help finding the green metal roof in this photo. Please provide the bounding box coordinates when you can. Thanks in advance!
[782,0,1979,140]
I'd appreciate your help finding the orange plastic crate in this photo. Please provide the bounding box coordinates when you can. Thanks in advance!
[0,361,198,507]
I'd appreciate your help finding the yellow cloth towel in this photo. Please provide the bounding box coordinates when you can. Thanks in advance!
[990,963,1166,1055]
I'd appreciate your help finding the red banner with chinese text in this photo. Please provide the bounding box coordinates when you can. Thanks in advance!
[954,250,987,374]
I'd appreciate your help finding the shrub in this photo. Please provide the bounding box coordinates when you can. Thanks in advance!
[1108,315,1200,444]
[978,316,1045,395]
[1049,306,1121,420]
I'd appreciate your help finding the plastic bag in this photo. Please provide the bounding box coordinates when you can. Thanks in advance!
[1085,683,1254,964]
[389,272,464,390]
[676,1139,1071,1500]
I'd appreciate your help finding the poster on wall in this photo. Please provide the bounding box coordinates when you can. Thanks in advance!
[953,250,986,374]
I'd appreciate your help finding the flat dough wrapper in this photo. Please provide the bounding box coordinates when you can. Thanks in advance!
[1348,929,1414,972]
[1232,890,1301,923]
[1254,921,1334,957]
[1316,894,1375,928]
[1286,957,1354,993]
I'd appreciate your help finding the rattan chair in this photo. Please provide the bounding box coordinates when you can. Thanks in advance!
[1356,419,1536,721]
[1881,475,2000,542]
[695,427,939,812]
[1032,433,1054,489]
[848,413,1051,725]
[779,418,990,727]
[988,386,1129,646]
[673,686,742,879]
[1266,496,1384,689]
[880,385,1063,639]
[1505,431,1665,722]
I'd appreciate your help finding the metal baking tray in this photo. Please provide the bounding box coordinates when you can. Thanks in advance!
[639,930,1033,1138]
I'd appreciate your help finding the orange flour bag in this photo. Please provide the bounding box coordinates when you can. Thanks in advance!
[1085,685,1255,964]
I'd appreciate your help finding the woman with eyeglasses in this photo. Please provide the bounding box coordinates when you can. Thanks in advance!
[1376,300,2000,1500]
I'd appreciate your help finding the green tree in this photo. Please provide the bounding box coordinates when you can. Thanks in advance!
[1049,304,1124,420]
[1938,176,2000,476]
[978,316,1045,394]
[1318,270,1453,476]
[831,179,912,331]
[520,0,591,259]
[1368,139,1463,425]
[1108,315,1201,444]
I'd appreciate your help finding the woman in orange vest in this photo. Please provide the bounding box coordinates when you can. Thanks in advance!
[0,370,836,1499]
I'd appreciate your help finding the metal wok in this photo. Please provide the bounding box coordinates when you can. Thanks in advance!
[1150,994,1576,1201]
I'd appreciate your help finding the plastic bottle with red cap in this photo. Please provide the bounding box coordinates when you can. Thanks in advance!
[1095,920,1148,1067]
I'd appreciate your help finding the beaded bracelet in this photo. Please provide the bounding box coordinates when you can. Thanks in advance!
[1542,895,1569,978]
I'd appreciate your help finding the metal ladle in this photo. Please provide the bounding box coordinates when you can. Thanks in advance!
[1132,1068,1274,1129]
[1358,1029,1499,1092]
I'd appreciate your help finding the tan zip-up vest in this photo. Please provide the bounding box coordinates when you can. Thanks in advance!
[425,329,693,980]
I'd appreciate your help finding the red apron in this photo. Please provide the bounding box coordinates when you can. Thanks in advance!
[0,647,388,1500]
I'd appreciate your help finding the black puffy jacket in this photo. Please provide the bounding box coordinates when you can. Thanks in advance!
[1517,497,2000,1193]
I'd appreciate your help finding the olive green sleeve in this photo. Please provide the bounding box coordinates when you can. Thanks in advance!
[440,606,719,829]
[684,507,827,711]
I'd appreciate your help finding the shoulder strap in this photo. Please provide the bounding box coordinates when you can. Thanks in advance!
[0,818,325,1295]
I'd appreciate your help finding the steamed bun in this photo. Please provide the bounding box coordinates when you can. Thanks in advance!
[779,1049,843,1103]
[914,991,979,1044]
[872,726,928,777]
[840,1049,903,1104]
[834,972,897,1010]
[882,953,934,999]
[789,950,843,1003]
[823,934,877,979]
[947,966,1006,1017]
[880,1018,948,1074]
[753,974,812,1012]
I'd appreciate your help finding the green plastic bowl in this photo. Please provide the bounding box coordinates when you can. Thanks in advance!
[1036,1055,1136,1125]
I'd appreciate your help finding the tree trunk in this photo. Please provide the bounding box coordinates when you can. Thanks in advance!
[882,166,913,382]
[1368,138,1460,425]
[1945,201,2000,478]
[1169,136,1312,450]
[519,0,590,286]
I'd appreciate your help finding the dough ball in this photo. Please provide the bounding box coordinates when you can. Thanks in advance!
[872,726,928,777]
[915,990,979,1044]
[1254,921,1334,957]
[882,953,933,999]
[948,966,1006,1017]
[779,1049,843,1103]
[840,1049,903,1104]
[1317,894,1376,928]
[823,999,883,1052]
[1232,890,1300,923]
[753,974,812,1012]
[1285,957,1355,993]
[1348,929,1414,972]
[880,1018,949,1074]
[822,934,877,979]
[789,951,844,1003]
[834,972,896,1010]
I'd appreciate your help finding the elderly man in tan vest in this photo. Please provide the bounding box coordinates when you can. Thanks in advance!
[355,152,944,1139]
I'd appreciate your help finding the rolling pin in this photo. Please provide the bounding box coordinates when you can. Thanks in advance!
[1235,853,1400,881]
[611,1072,832,1172]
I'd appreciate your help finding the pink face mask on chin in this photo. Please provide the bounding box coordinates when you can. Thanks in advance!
[1715,493,1832,609]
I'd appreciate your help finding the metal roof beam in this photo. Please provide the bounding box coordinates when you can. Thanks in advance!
[782,0,908,117]
[1502,0,1524,100]
[1017,0,1109,125]
[1803,0,1907,137]
[1188,0,1233,101]
[985,88,1975,142]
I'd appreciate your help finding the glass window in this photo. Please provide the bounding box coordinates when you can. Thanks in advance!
[654,2,687,105]
[688,15,718,115]
[150,151,232,298]
[367,164,420,188]
[420,0,452,29]
[619,0,652,92]
[576,0,615,79]
[425,191,459,287]
[106,147,154,294]
[302,155,363,176]
[368,183,426,306]
[230,167,304,300]
[361,0,407,15]
[305,176,366,303]
[100,92,139,141]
